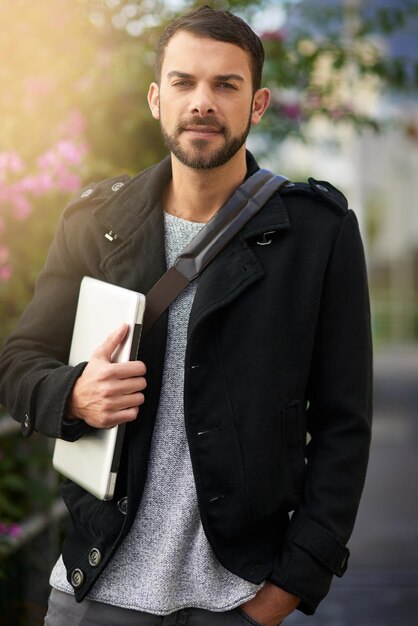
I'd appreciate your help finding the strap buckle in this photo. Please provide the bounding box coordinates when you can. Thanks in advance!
[257,230,276,246]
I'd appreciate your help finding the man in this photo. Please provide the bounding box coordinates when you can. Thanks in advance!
[0,6,372,626]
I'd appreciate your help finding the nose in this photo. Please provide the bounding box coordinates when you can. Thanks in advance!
[190,84,216,115]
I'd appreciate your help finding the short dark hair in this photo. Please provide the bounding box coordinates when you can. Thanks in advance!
[155,5,265,91]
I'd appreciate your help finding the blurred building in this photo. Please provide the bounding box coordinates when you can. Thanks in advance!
[266,0,418,344]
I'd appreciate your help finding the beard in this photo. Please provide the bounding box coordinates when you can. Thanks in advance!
[160,113,252,170]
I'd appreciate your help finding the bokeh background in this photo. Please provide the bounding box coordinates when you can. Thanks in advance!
[0,1,417,625]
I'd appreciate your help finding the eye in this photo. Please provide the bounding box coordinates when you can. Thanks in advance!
[218,82,238,90]
[173,80,193,88]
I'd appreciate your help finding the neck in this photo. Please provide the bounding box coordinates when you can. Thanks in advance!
[164,148,247,222]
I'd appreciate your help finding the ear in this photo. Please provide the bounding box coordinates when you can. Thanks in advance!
[148,82,160,120]
[250,88,270,126]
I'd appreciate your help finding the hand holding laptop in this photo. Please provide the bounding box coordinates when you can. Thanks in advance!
[67,323,147,429]
[53,277,147,500]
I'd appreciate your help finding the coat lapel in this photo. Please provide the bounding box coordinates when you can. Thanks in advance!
[98,201,166,293]
[92,158,172,293]
[189,192,291,336]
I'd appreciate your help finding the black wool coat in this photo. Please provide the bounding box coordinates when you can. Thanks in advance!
[0,152,372,615]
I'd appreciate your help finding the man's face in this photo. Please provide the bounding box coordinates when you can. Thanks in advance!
[148,31,268,170]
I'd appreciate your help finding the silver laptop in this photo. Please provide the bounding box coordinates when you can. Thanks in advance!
[52,277,146,500]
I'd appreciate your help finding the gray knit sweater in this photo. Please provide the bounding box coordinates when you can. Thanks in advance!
[50,211,261,613]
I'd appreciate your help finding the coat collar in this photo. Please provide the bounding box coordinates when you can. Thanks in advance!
[93,155,172,243]
[94,157,171,293]
[93,151,291,323]
[94,151,290,242]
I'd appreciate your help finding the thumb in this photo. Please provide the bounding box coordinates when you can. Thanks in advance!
[92,323,129,361]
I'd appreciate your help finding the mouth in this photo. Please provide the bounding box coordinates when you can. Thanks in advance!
[183,125,222,138]
[185,124,220,132]
[183,124,222,140]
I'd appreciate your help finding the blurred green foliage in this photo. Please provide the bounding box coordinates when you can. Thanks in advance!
[0,431,55,556]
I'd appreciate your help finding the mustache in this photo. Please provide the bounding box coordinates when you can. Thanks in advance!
[177,116,225,132]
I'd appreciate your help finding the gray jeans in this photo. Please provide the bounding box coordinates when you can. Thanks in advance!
[44,589,282,626]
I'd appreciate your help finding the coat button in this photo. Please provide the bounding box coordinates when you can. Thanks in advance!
[209,494,225,503]
[117,497,128,515]
[80,188,93,198]
[21,413,34,437]
[88,548,102,568]
[197,429,211,437]
[70,568,85,588]
[111,181,125,192]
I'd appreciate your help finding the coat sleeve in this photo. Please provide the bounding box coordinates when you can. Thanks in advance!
[270,209,373,614]
[0,212,91,441]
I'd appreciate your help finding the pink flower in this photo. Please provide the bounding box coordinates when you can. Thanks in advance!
[0,522,21,538]
[11,194,32,220]
[282,102,302,120]
[37,140,87,174]
[19,173,53,196]
[56,140,85,166]
[306,92,323,109]
[261,29,286,43]
[60,110,87,138]
[25,77,53,98]
[0,129,88,227]
[37,150,58,171]
[56,171,81,193]
[0,264,12,282]
[330,104,354,120]
[8,524,21,539]
[0,151,24,176]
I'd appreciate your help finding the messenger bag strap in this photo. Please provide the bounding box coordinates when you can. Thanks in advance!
[142,169,288,335]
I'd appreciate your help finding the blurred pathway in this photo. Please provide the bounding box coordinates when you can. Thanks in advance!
[286,344,418,625]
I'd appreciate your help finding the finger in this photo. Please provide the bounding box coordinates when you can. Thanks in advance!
[106,360,147,379]
[91,395,145,428]
[100,392,145,414]
[87,405,141,429]
[92,377,147,402]
[92,324,129,361]
[114,406,141,423]
[105,376,147,396]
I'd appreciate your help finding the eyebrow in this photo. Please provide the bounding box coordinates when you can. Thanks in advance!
[167,71,245,82]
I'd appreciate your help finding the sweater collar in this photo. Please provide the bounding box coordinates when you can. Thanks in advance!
[94,149,289,244]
